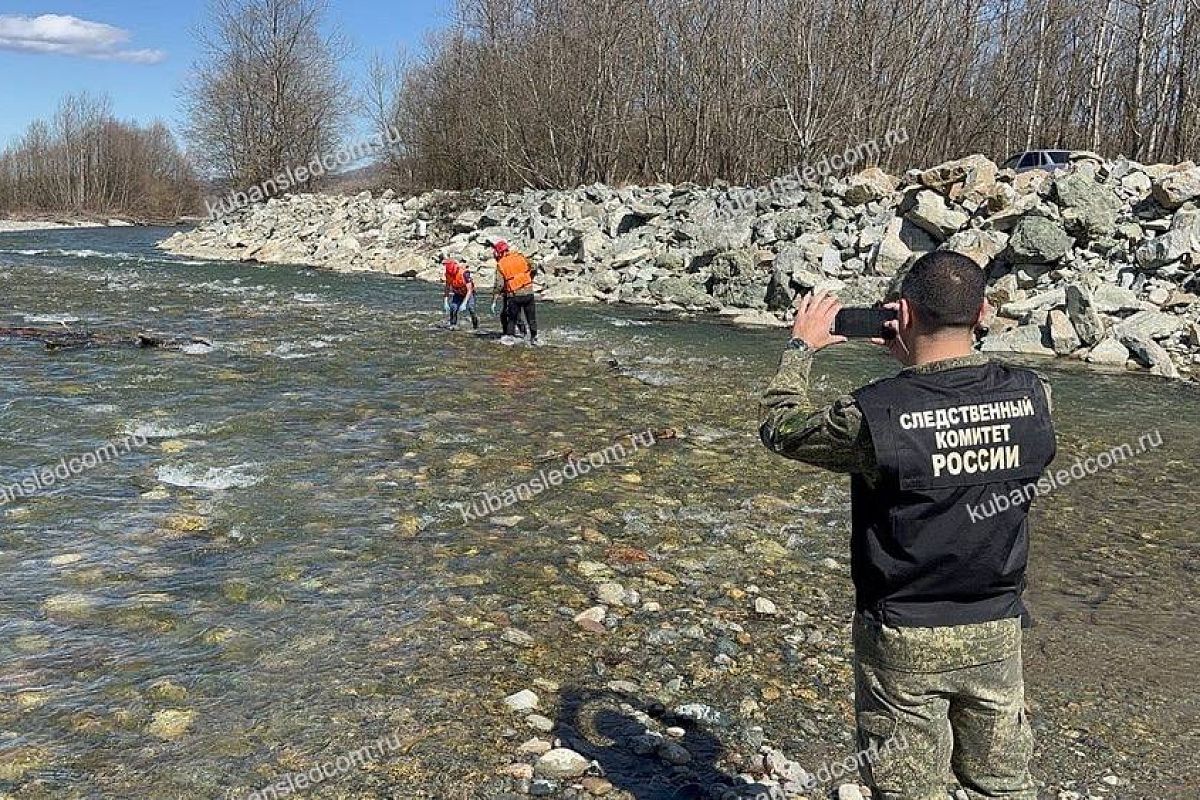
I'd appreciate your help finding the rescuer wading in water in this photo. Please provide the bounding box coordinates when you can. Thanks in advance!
[759,251,1057,800]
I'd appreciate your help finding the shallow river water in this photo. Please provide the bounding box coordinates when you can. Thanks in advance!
[0,228,1196,799]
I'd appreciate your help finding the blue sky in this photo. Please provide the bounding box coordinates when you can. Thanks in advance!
[0,0,452,148]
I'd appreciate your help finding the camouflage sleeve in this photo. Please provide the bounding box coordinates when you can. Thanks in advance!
[758,349,878,476]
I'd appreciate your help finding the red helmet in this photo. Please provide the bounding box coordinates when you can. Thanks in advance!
[492,240,510,258]
[443,259,460,275]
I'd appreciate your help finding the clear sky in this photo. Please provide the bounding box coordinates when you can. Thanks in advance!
[0,0,453,148]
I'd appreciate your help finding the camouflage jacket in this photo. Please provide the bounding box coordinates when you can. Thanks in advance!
[758,349,1053,486]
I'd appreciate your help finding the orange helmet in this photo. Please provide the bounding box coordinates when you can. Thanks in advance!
[443,259,460,276]
[492,240,510,258]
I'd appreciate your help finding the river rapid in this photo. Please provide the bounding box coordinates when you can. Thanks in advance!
[0,227,1196,799]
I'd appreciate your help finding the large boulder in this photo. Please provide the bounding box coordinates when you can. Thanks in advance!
[647,276,719,309]
[1150,164,1200,209]
[1085,337,1131,366]
[980,324,1054,356]
[919,154,998,201]
[1000,288,1065,320]
[1112,309,1186,340]
[1065,284,1106,346]
[844,167,898,205]
[1053,171,1121,238]
[1047,308,1082,354]
[942,228,1008,269]
[1119,330,1180,378]
[1006,215,1072,263]
[903,190,969,241]
[676,217,753,253]
[869,218,914,276]
[1134,206,1200,269]
[1091,283,1142,314]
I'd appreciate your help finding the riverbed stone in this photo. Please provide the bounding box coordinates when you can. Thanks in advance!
[146,708,196,739]
[535,748,591,779]
[503,689,539,713]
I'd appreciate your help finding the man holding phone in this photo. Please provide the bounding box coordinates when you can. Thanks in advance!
[759,251,1056,800]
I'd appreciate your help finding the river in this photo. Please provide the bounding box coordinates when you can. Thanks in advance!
[0,227,1196,799]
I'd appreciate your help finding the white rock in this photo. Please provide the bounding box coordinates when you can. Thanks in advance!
[534,748,591,779]
[502,689,539,713]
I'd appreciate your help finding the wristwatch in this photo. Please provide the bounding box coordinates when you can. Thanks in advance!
[786,337,812,353]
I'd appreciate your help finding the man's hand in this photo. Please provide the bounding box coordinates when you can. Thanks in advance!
[791,292,847,351]
[870,301,910,363]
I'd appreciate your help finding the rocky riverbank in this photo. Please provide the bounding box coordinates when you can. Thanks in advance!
[159,154,1200,381]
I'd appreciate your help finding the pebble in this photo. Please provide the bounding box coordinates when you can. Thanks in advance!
[503,689,539,713]
[145,708,196,740]
[499,763,534,780]
[164,514,208,532]
[530,779,558,796]
[754,597,779,615]
[534,748,591,779]
[574,605,608,633]
[42,592,99,619]
[580,776,614,795]
[501,628,536,647]
[837,784,866,800]
[526,714,554,732]
[147,679,188,703]
[673,703,724,726]
[595,582,629,606]
[656,740,691,765]
[517,738,552,756]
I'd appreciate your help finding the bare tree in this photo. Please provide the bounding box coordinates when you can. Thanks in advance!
[182,0,351,190]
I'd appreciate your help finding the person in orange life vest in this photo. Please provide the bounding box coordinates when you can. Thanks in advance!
[442,259,479,330]
[491,240,538,343]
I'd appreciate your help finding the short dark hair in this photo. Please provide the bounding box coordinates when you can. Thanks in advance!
[899,251,986,329]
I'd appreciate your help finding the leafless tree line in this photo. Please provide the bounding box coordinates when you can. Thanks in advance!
[367,0,1200,190]
[0,93,200,219]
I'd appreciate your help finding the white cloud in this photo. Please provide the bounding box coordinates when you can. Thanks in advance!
[0,14,166,63]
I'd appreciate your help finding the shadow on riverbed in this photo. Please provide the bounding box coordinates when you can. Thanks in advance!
[552,687,776,800]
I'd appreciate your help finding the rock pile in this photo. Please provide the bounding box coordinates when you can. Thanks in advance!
[159,154,1200,381]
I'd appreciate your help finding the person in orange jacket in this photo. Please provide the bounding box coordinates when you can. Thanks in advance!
[491,240,538,344]
[442,259,479,330]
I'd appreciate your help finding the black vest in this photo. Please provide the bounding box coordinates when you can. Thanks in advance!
[850,361,1056,628]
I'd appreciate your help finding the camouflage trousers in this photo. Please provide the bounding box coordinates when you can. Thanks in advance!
[852,615,1035,800]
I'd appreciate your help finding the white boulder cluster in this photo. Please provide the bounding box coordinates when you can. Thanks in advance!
[159,154,1200,381]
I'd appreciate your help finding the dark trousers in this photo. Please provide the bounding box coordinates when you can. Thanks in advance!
[449,293,478,329]
[503,294,537,341]
[499,296,525,335]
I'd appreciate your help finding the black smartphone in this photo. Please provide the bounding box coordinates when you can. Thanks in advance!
[833,307,898,338]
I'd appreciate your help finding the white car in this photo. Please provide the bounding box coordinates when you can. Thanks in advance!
[1001,150,1073,173]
